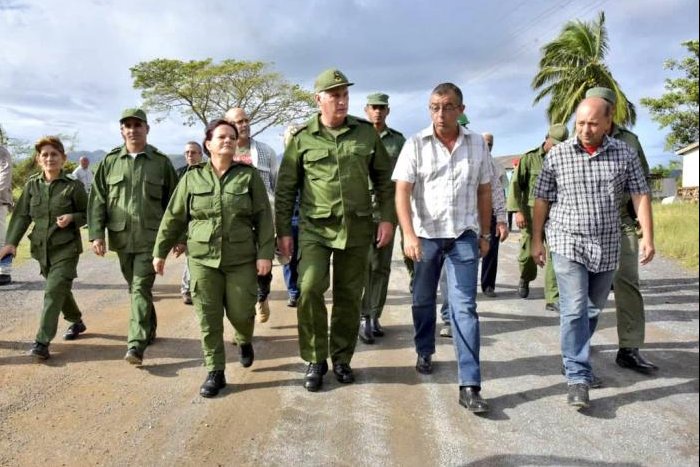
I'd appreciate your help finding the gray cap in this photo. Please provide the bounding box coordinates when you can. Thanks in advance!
[585,87,617,105]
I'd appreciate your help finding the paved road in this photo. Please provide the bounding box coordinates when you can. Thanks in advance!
[0,234,698,466]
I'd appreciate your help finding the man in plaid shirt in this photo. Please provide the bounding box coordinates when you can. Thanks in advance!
[531,97,654,409]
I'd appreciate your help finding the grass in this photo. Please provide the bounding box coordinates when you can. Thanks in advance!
[653,201,699,270]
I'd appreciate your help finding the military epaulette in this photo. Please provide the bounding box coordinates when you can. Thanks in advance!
[353,116,373,126]
[291,124,307,136]
[149,145,170,158]
[105,145,123,156]
[65,173,77,181]
[388,127,404,137]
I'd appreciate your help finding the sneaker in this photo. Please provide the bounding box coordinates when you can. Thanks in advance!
[63,320,87,340]
[567,383,590,408]
[182,292,193,305]
[200,370,227,398]
[124,347,143,365]
[239,342,254,368]
[256,300,270,323]
[30,342,50,361]
[416,354,433,374]
[439,323,452,338]
[287,296,298,308]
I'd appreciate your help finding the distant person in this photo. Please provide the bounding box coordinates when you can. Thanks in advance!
[0,136,88,360]
[0,141,12,286]
[358,92,405,344]
[586,86,659,374]
[507,124,569,312]
[532,96,654,408]
[479,132,509,297]
[393,82,493,413]
[224,107,278,325]
[275,68,395,392]
[176,141,204,305]
[88,108,178,366]
[72,156,94,195]
[153,119,274,398]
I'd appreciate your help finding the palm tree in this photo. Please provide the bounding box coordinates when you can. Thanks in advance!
[531,11,636,127]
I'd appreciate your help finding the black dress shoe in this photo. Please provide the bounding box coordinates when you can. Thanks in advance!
[358,316,374,344]
[416,354,433,374]
[567,383,590,408]
[616,347,658,374]
[333,363,355,383]
[124,347,143,365]
[0,274,11,286]
[30,342,50,361]
[483,286,497,298]
[459,386,489,413]
[304,361,328,392]
[518,279,530,298]
[371,318,384,337]
[200,370,226,398]
[239,342,254,368]
[63,320,87,340]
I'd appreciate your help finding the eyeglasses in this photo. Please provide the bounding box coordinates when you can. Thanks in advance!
[429,104,460,113]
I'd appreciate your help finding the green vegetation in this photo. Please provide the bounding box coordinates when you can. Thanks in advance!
[653,202,699,269]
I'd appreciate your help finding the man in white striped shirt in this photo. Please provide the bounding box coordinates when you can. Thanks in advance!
[393,82,492,413]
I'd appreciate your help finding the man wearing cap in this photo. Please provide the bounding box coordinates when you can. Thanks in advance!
[89,108,178,365]
[506,124,569,311]
[224,107,279,326]
[531,96,654,408]
[275,69,395,391]
[358,92,405,344]
[585,86,658,374]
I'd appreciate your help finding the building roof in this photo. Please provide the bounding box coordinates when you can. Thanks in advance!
[675,141,699,156]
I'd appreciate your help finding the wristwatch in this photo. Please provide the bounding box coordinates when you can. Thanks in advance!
[480,234,492,242]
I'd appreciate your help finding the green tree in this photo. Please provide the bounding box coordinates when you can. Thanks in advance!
[532,11,636,127]
[130,58,316,135]
[640,40,699,150]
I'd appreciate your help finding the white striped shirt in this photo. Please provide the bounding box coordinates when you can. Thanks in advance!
[392,125,492,239]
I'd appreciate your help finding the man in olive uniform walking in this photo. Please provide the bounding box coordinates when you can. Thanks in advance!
[507,124,568,311]
[89,108,178,365]
[358,92,405,344]
[585,86,659,374]
[275,69,395,391]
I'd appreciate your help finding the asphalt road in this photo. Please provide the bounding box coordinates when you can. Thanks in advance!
[0,233,698,466]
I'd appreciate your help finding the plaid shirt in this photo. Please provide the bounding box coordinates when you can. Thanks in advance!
[392,124,492,239]
[534,135,649,272]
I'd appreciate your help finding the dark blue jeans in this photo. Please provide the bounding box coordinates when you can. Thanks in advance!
[412,230,482,387]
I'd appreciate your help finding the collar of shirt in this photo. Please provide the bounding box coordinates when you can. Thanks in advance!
[418,123,470,149]
[118,145,153,159]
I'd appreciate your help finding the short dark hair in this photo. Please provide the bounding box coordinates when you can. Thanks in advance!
[185,141,202,151]
[431,82,463,105]
[202,119,238,156]
[34,135,65,156]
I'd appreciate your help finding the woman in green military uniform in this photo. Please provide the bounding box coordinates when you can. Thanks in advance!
[152,119,274,398]
[0,136,88,361]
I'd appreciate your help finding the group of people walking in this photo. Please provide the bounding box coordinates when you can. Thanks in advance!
[0,68,658,411]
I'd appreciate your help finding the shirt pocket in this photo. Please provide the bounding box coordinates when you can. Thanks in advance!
[303,149,335,181]
[187,219,214,258]
[107,173,125,202]
[189,184,214,214]
[223,183,252,216]
[143,173,165,229]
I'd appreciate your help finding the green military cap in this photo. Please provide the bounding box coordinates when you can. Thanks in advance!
[366,92,389,106]
[314,68,354,93]
[585,87,617,105]
[457,113,470,126]
[120,108,148,123]
[548,123,569,143]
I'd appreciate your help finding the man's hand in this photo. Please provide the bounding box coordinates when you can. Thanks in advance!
[531,240,546,267]
[153,257,166,275]
[277,236,293,259]
[375,221,394,248]
[171,243,186,258]
[403,232,422,262]
[515,211,527,229]
[56,214,74,228]
[479,237,490,258]
[0,244,17,260]
[496,222,509,242]
[639,238,655,265]
[91,239,106,257]
[257,259,272,276]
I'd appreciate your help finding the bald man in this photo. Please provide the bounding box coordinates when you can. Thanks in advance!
[224,107,278,325]
[72,156,93,195]
[531,97,654,409]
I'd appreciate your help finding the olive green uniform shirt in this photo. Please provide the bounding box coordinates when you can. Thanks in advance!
[275,114,396,249]
[88,144,178,253]
[379,126,406,162]
[507,144,546,213]
[153,162,274,268]
[611,124,650,226]
[7,170,87,266]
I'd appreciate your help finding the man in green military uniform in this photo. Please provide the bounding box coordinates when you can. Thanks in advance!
[585,86,659,374]
[358,92,405,344]
[275,69,396,391]
[89,108,178,365]
[507,124,568,311]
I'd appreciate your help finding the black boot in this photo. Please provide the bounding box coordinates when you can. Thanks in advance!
[616,347,658,374]
[304,361,328,392]
[358,316,374,344]
[200,370,227,398]
[371,317,384,337]
[239,343,254,368]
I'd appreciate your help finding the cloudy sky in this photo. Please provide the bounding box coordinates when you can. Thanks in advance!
[1,0,698,167]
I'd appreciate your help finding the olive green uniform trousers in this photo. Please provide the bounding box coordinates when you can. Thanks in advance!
[117,252,158,352]
[614,224,645,347]
[190,260,257,371]
[518,209,558,304]
[297,241,370,365]
[36,256,82,345]
[361,225,397,319]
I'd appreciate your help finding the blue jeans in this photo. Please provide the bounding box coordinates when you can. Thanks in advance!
[552,252,615,386]
[283,224,300,299]
[413,230,482,387]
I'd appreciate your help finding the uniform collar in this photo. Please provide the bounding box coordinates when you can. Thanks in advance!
[307,113,359,135]
[118,144,154,159]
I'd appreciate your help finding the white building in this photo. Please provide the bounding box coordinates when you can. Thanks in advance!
[676,141,699,188]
